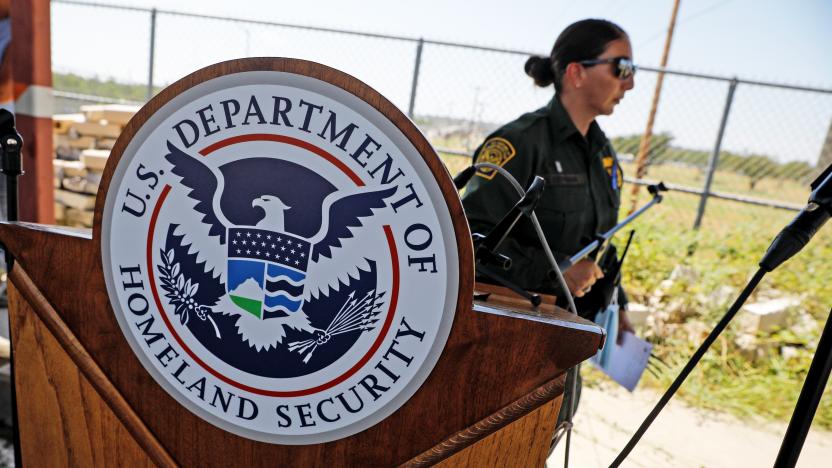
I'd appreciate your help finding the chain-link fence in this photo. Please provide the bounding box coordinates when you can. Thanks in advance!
[44,0,832,441]
[51,0,832,236]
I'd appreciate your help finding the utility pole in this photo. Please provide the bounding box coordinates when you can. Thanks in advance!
[628,0,681,214]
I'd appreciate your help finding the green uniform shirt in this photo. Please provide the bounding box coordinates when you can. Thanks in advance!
[462,97,624,296]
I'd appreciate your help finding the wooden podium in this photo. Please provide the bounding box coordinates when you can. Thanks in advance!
[0,59,604,467]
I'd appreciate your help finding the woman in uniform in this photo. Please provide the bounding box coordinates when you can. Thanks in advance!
[463,17,635,318]
[461,18,637,427]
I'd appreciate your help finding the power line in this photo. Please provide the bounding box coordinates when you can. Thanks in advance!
[637,0,738,49]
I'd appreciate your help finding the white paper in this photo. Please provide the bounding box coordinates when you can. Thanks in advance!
[591,331,653,392]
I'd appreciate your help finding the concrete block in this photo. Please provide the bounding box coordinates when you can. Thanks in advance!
[740,297,800,333]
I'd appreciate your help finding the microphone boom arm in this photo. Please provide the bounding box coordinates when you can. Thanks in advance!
[559,182,667,271]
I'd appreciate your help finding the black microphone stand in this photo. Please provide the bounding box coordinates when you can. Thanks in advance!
[612,163,832,467]
[558,182,666,272]
[472,175,546,306]
[0,112,22,268]
[0,109,23,468]
[776,306,832,466]
[774,166,832,466]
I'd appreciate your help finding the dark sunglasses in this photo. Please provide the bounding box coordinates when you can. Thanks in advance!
[579,57,637,80]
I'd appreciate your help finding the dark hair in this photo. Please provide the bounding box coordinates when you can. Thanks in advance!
[524,19,628,92]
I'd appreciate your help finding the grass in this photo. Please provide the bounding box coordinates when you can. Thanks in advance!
[619,198,832,430]
[437,149,832,430]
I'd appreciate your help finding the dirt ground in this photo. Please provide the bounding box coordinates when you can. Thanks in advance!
[547,383,832,468]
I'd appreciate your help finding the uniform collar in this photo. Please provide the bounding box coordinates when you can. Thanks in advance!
[547,97,607,148]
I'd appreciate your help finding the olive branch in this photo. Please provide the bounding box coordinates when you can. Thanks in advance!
[157,248,221,338]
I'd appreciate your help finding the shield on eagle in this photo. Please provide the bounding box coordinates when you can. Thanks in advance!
[226,227,312,320]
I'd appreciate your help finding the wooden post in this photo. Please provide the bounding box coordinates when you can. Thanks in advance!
[627,0,681,214]
[9,0,54,223]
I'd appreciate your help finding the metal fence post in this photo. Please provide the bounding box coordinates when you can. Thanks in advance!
[407,38,424,119]
[694,78,738,229]
[147,8,157,101]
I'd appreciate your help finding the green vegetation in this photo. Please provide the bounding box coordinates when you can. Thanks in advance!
[611,133,817,190]
[613,183,832,430]
[438,150,832,430]
[53,72,158,102]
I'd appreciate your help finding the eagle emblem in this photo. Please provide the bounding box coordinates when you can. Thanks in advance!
[156,141,397,371]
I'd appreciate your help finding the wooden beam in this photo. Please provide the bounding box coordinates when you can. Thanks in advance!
[10,0,54,222]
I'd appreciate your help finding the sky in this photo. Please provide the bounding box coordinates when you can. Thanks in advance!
[49,0,832,163]
[51,0,832,86]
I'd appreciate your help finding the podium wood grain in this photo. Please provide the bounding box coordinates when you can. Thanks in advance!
[434,398,562,468]
[8,279,160,467]
[1,58,603,466]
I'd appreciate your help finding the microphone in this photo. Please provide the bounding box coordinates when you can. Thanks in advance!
[471,176,546,307]
[759,163,832,271]
[474,176,545,269]
[453,165,478,190]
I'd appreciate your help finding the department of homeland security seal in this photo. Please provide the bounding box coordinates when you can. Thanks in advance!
[101,59,464,444]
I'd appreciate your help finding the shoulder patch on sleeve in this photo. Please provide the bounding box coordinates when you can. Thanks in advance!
[602,154,614,174]
[602,153,623,189]
[475,137,516,180]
